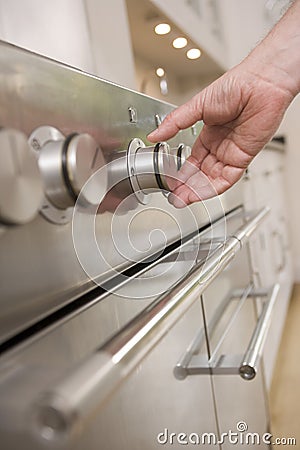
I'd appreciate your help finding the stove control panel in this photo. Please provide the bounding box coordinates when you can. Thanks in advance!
[0,128,43,225]
[29,126,107,223]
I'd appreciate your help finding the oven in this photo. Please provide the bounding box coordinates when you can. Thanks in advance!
[0,42,277,449]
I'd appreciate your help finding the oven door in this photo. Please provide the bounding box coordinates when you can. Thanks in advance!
[0,208,270,450]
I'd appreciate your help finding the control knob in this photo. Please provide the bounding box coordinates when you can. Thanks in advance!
[127,138,190,204]
[30,126,107,211]
[176,143,191,169]
[0,128,43,225]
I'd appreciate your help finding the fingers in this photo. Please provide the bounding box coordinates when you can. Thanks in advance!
[147,92,205,142]
[168,162,244,208]
[168,170,220,208]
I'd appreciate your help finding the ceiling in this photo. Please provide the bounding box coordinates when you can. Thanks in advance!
[125,0,224,79]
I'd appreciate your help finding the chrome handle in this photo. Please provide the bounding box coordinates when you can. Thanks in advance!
[175,284,279,381]
[233,206,270,245]
[32,207,269,441]
[173,286,250,380]
[239,283,279,379]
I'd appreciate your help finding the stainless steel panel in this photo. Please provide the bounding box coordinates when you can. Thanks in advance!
[27,208,268,443]
[0,268,219,450]
[0,41,242,344]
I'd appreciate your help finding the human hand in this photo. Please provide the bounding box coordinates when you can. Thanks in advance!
[147,64,293,207]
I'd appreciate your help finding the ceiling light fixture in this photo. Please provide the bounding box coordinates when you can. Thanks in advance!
[172,37,188,49]
[156,67,165,77]
[186,48,201,60]
[154,23,171,35]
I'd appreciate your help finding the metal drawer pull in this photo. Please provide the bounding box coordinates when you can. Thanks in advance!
[174,284,253,380]
[175,284,279,381]
[240,283,279,379]
[32,207,269,441]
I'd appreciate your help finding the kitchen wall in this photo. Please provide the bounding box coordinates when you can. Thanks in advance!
[218,0,269,68]
[84,0,136,89]
[0,0,95,73]
[0,0,136,89]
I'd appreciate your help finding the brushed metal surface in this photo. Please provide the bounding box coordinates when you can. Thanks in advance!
[0,41,243,344]
[0,209,268,449]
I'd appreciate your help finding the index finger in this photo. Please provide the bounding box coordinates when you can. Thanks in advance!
[147,92,204,142]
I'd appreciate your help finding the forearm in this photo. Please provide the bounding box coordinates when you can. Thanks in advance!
[244,0,300,98]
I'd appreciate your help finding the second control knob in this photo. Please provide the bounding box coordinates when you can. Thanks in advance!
[30,126,107,212]
[0,128,43,225]
[127,138,178,204]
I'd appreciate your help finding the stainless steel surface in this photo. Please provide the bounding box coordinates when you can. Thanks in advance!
[0,41,243,344]
[0,210,246,450]
[0,297,219,450]
[174,284,279,380]
[0,128,43,225]
[31,208,269,441]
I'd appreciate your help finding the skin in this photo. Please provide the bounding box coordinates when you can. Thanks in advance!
[147,0,300,208]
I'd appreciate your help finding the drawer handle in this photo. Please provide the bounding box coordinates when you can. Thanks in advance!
[272,230,286,273]
[31,208,269,441]
[175,284,279,381]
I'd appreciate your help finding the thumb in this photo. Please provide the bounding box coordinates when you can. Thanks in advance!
[147,91,205,142]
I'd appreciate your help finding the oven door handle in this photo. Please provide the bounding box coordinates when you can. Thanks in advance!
[32,207,269,441]
[174,283,279,381]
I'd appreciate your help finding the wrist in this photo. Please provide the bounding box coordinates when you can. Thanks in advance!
[244,0,300,99]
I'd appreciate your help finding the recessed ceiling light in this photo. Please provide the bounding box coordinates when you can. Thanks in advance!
[186,48,201,60]
[156,67,165,77]
[172,37,188,49]
[154,23,171,35]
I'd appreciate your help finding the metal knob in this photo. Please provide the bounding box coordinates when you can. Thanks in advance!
[127,138,178,204]
[30,126,107,210]
[0,128,43,225]
[175,143,191,170]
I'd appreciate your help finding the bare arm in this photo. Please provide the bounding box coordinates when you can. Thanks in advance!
[147,0,300,207]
